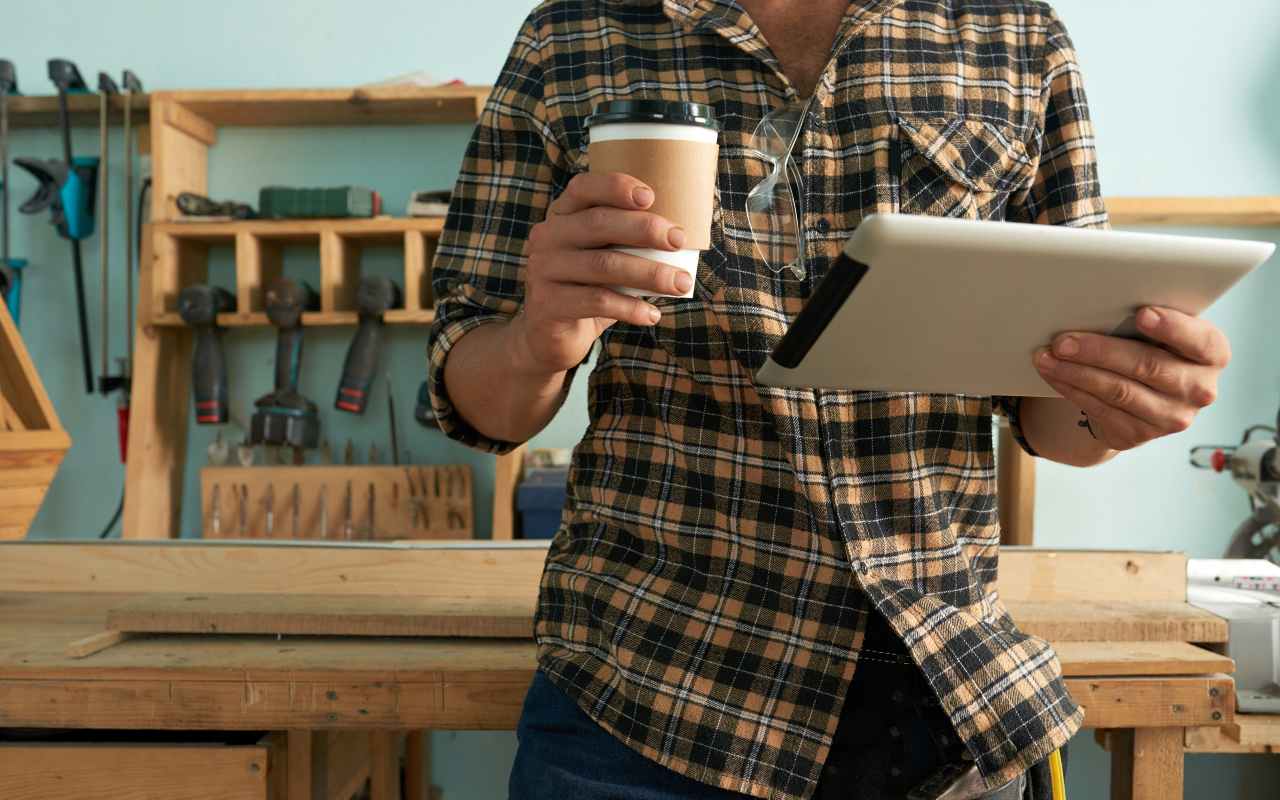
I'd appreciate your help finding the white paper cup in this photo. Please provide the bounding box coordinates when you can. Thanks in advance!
[611,247,699,299]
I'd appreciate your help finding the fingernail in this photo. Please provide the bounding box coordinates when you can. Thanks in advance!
[648,306,661,324]
[1055,336,1079,358]
[633,186,654,207]
[1037,349,1057,371]
[667,227,686,249]
[1139,307,1161,330]
[674,272,694,294]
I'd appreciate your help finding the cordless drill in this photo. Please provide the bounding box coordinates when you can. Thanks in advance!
[250,277,321,448]
[335,276,402,414]
[177,285,236,424]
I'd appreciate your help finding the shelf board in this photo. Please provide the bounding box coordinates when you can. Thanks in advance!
[149,309,435,329]
[156,85,490,127]
[7,92,150,129]
[1108,197,1280,227]
[153,217,445,242]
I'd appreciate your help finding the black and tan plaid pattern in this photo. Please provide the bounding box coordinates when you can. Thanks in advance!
[428,1,1107,797]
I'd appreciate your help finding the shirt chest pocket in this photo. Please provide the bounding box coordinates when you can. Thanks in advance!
[892,116,1039,221]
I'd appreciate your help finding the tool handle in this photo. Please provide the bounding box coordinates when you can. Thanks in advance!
[335,315,384,414]
[192,325,229,424]
[275,324,305,393]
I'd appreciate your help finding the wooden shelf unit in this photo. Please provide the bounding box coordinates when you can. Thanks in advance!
[123,87,490,540]
[143,217,443,329]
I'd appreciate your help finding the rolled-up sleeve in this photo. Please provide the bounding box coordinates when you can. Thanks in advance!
[997,5,1109,455]
[426,14,567,454]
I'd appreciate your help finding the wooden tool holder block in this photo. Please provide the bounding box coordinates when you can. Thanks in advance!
[0,302,72,539]
[142,218,441,329]
[200,465,473,540]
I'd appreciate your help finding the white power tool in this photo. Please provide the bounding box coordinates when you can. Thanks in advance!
[1190,407,1280,562]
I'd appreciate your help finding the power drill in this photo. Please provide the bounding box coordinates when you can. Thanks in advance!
[335,276,401,414]
[177,285,236,424]
[250,278,321,449]
[1190,404,1280,561]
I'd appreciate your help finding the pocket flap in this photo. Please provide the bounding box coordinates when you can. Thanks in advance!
[897,116,1037,193]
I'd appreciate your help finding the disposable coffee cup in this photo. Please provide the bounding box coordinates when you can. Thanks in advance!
[586,100,720,299]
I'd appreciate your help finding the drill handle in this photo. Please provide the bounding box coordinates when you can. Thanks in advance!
[275,324,305,394]
[335,315,385,414]
[192,325,229,424]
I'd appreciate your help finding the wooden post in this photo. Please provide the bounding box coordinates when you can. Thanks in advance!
[404,731,431,800]
[997,419,1035,545]
[492,446,525,540]
[1109,728,1185,800]
[370,731,401,800]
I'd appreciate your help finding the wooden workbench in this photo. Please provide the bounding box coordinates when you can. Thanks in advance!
[0,542,1234,800]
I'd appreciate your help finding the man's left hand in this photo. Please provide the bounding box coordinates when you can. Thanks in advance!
[1033,307,1231,452]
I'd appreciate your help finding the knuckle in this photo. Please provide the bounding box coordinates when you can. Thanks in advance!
[643,215,667,243]
[590,286,614,313]
[1192,382,1218,408]
[1108,380,1132,407]
[592,249,620,277]
[1134,353,1163,383]
[1171,412,1195,433]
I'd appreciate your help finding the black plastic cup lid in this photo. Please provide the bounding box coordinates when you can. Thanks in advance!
[586,100,719,131]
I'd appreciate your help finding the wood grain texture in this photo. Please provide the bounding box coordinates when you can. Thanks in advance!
[106,593,534,638]
[154,86,490,127]
[1225,713,1280,747]
[1053,641,1233,677]
[1006,600,1227,643]
[370,731,401,800]
[1184,725,1277,754]
[997,420,1035,546]
[0,743,267,800]
[1109,727,1184,800]
[997,550,1188,604]
[0,542,548,598]
[65,629,133,658]
[8,92,151,129]
[1068,674,1233,729]
[1107,196,1280,227]
[491,447,525,540]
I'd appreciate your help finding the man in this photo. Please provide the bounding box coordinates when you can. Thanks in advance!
[427,1,1231,798]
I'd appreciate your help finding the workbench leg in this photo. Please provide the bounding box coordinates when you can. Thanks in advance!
[1110,728,1184,800]
[371,730,401,800]
[404,731,430,800]
[287,729,314,800]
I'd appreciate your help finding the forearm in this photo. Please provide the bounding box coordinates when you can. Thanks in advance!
[443,316,571,444]
[1018,397,1118,468]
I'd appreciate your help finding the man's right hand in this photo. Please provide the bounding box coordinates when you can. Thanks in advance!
[513,172,695,375]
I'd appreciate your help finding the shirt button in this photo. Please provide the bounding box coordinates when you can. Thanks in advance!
[858,563,869,575]
[815,217,831,233]
[888,725,901,738]
[889,766,902,778]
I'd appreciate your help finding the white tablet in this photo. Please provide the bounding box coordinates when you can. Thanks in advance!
[755,214,1274,397]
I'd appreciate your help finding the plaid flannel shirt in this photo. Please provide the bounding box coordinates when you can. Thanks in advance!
[428,1,1108,797]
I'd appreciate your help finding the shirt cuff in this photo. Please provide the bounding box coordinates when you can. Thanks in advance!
[427,314,523,455]
[993,395,1039,458]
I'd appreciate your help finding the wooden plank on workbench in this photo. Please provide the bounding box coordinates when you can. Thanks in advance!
[998,550,1187,604]
[1225,713,1280,747]
[0,541,547,600]
[1054,641,1233,677]
[1006,600,1227,643]
[1184,725,1277,754]
[106,593,535,639]
[0,743,267,800]
[1067,674,1233,729]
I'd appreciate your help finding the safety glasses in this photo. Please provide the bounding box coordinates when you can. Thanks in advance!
[745,96,814,280]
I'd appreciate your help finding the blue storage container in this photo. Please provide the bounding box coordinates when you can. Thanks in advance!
[517,467,569,539]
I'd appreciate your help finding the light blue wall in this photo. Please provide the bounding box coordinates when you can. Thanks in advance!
[7,0,1279,796]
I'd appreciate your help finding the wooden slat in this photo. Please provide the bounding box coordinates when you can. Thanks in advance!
[0,295,64,432]
[106,593,533,638]
[1068,674,1233,729]
[150,97,211,221]
[7,92,150,129]
[1006,600,1227,643]
[65,629,133,658]
[0,542,547,598]
[997,420,1035,545]
[324,731,372,800]
[155,217,444,239]
[1053,641,1233,676]
[0,743,267,800]
[164,101,218,146]
[1184,725,1277,754]
[157,86,490,127]
[1109,728,1184,800]
[998,550,1188,603]
[286,730,312,800]
[491,447,525,540]
[370,731,401,800]
[1225,713,1280,747]
[1107,196,1280,227]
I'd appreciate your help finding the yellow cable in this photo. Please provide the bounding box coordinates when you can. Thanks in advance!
[1048,748,1067,800]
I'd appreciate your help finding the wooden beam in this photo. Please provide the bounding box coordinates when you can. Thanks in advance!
[287,730,312,800]
[1107,196,1280,227]
[997,550,1188,604]
[1109,728,1184,800]
[1225,713,1280,747]
[163,101,219,147]
[370,731,401,800]
[1053,641,1233,677]
[0,743,267,800]
[1006,599,1227,643]
[492,447,525,540]
[997,420,1035,545]
[0,541,548,598]
[1184,724,1277,754]
[404,731,431,800]
[1069,674,1233,729]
